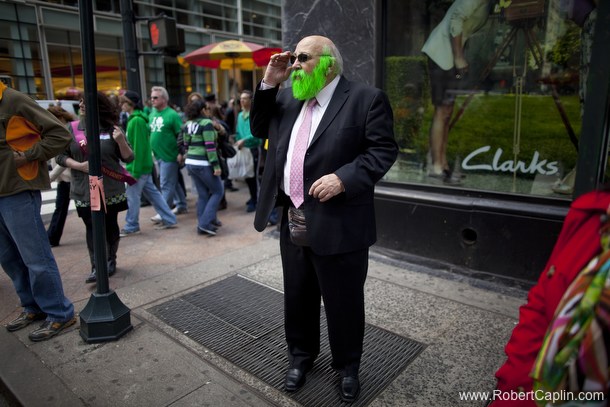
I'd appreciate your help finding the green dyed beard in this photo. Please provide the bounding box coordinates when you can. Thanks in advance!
[291,56,333,101]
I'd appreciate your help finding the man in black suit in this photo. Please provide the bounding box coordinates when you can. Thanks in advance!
[250,35,398,402]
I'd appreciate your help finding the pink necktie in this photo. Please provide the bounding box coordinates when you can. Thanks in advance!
[290,98,317,208]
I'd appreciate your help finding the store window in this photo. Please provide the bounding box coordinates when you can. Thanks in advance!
[46,45,83,98]
[46,29,127,99]
[383,0,595,198]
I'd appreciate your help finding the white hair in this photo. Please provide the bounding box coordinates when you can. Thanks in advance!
[150,86,169,100]
[324,43,343,75]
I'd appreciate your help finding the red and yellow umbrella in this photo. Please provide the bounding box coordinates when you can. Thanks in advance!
[183,40,281,70]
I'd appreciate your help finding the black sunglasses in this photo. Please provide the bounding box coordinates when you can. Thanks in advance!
[151,96,160,100]
[290,53,321,64]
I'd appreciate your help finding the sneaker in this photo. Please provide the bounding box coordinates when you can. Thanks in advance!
[28,318,77,342]
[119,228,140,237]
[172,207,188,215]
[150,214,162,224]
[6,312,47,332]
[246,203,256,213]
[211,219,223,227]
[197,226,217,236]
[154,223,177,230]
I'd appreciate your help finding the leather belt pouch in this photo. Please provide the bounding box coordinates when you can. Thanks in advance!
[288,207,309,246]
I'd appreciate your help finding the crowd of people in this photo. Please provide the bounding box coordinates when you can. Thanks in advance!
[44,85,266,280]
[0,80,265,346]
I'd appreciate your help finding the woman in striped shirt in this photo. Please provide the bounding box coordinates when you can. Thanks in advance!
[181,99,224,236]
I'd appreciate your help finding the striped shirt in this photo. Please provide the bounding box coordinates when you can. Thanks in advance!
[182,118,220,172]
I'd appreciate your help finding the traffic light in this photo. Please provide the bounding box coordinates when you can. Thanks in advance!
[148,16,180,50]
[165,28,185,57]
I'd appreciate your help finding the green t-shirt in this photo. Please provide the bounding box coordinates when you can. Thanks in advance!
[149,106,183,162]
[235,110,262,148]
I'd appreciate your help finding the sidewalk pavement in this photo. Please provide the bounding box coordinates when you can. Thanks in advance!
[0,182,529,407]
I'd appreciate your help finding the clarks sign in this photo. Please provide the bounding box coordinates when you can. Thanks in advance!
[462,146,559,175]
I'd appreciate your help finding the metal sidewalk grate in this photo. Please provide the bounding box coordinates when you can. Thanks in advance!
[149,275,425,407]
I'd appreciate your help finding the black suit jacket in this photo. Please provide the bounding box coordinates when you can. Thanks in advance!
[250,76,398,255]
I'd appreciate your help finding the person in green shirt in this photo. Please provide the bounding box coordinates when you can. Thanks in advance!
[148,86,187,220]
[119,91,177,236]
[234,90,262,212]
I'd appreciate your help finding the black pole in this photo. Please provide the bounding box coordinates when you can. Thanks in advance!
[78,0,132,343]
[120,0,141,95]
[574,1,610,198]
[78,0,108,295]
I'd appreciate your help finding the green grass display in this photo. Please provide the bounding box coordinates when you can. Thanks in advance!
[384,55,581,178]
[413,93,581,173]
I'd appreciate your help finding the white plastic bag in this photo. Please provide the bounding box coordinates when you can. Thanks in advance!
[227,147,255,180]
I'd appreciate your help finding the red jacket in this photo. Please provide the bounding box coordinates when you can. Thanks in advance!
[491,190,610,406]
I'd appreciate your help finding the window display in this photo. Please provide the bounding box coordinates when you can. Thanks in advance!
[383,0,596,198]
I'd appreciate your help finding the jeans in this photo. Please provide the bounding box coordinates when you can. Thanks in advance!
[124,173,177,231]
[187,164,224,230]
[158,160,187,210]
[0,191,74,322]
[47,180,71,245]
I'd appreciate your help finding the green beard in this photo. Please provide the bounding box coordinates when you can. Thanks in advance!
[291,56,333,100]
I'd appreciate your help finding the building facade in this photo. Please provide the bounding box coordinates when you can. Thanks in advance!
[3,0,609,283]
[0,0,282,106]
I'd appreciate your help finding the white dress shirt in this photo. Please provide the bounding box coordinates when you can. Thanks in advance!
[259,75,341,197]
[282,75,340,196]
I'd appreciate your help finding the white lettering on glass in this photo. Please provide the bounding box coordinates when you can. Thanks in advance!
[462,146,559,175]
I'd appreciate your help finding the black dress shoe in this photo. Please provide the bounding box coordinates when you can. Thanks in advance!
[339,376,360,402]
[85,270,97,284]
[284,368,307,392]
[107,260,117,277]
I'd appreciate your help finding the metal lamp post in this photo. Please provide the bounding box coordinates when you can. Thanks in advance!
[78,0,133,343]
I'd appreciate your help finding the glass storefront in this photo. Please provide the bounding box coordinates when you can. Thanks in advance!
[383,0,600,200]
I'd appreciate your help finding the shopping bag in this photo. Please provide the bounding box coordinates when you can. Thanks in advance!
[227,147,255,180]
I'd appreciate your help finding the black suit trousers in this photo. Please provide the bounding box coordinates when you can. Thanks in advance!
[279,206,368,375]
